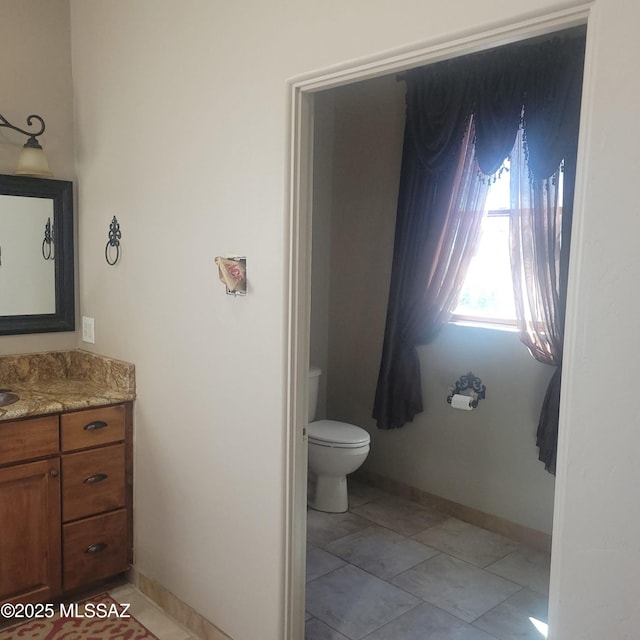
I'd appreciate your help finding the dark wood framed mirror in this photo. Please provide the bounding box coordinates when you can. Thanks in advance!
[0,174,74,335]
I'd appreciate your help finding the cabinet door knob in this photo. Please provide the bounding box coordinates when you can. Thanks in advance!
[86,542,108,554]
[84,420,108,431]
[83,473,108,484]
[50,469,59,478]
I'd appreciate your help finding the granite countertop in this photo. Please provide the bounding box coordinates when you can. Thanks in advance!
[0,349,135,422]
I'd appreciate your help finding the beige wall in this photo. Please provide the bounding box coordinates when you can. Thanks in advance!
[313,75,556,535]
[0,0,76,355]
[67,1,640,639]
[310,92,335,420]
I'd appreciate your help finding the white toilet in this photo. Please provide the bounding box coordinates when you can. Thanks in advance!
[307,367,370,513]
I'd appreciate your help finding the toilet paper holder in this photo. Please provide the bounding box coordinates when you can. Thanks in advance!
[447,372,486,408]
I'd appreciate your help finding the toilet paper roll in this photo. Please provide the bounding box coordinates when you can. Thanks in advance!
[450,393,474,410]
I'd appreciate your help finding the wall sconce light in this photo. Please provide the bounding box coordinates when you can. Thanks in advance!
[0,113,52,177]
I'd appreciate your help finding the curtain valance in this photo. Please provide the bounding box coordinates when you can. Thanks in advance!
[404,29,586,180]
[373,28,585,435]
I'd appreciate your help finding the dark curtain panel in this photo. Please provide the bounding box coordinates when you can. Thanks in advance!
[473,53,526,175]
[373,28,585,435]
[373,61,488,429]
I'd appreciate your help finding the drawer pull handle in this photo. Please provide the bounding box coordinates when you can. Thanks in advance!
[83,473,108,484]
[84,420,108,431]
[86,543,108,554]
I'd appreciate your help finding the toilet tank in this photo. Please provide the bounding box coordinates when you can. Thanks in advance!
[308,366,322,422]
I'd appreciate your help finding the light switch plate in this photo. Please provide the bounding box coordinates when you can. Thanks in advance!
[82,316,95,344]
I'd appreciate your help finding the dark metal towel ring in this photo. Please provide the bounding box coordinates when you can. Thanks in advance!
[105,216,121,265]
[42,217,54,260]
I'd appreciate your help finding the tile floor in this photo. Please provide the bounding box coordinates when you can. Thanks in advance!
[306,480,551,640]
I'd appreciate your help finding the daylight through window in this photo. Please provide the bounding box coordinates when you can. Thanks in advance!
[452,160,564,327]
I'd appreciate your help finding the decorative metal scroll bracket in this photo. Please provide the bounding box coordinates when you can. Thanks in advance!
[42,217,54,260]
[0,113,45,143]
[105,216,121,265]
[446,372,486,408]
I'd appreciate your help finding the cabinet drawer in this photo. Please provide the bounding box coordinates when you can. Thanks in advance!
[63,509,128,591]
[0,416,59,466]
[62,444,125,522]
[61,405,125,451]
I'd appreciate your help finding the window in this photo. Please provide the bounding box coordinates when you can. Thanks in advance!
[452,162,564,328]
[452,164,516,326]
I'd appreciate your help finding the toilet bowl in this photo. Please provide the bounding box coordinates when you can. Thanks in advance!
[307,367,370,513]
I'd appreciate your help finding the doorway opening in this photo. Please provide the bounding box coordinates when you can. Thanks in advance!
[284,6,590,639]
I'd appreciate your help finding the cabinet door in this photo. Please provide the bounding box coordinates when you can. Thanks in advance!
[0,458,61,604]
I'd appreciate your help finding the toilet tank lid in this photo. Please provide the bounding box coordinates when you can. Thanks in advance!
[309,366,322,378]
[308,419,370,446]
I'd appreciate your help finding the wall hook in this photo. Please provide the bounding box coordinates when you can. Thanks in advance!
[42,216,54,260]
[105,216,121,265]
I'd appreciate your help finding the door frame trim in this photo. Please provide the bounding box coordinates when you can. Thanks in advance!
[283,4,593,637]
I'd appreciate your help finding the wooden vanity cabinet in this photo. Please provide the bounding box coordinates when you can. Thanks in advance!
[0,403,133,605]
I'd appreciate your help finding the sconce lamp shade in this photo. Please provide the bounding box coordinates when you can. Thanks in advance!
[15,140,52,177]
[0,113,52,177]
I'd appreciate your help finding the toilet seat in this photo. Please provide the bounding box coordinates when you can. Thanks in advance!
[308,419,370,449]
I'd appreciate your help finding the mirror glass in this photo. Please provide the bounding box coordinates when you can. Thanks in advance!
[0,175,74,335]
[0,194,56,315]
